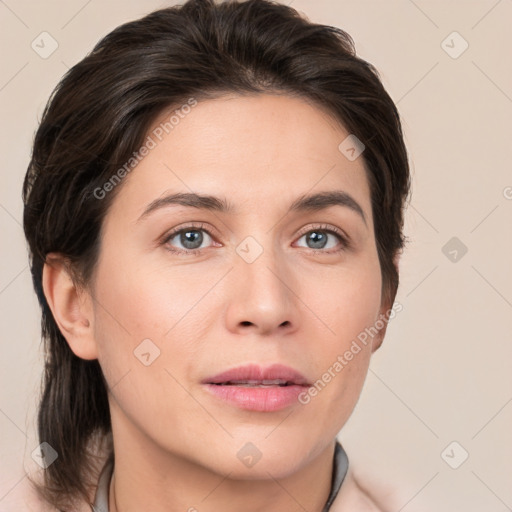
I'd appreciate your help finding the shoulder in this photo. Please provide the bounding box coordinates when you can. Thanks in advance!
[1,468,96,512]
[1,434,113,511]
[329,466,391,512]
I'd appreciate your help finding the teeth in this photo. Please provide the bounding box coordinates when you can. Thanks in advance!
[262,379,286,385]
[216,379,290,386]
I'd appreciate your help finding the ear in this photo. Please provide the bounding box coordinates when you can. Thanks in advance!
[371,251,402,354]
[42,253,98,360]
[370,309,390,354]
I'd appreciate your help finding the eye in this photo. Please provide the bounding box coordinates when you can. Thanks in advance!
[294,225,349,253]
[163,223,216,255]
[161,223,349,256]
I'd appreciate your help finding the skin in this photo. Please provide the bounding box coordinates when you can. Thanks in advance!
[43,93,395,512]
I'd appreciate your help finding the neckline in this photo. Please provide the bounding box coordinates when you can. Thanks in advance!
[322,440,349,512]
[91,441,348,512]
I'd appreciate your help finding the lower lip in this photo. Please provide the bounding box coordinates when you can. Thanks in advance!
[203,384,306,412]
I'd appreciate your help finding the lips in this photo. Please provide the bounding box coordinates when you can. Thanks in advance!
[202,364,311,412]
[202,363,311,387]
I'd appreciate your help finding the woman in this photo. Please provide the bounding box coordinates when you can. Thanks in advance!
[22,0,410,510]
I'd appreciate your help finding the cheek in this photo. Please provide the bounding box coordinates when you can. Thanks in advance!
[298,253,382,421]
[90,249,216,389]
[89,257,208,436]
[308,252,383,348]
[92,246,207,339]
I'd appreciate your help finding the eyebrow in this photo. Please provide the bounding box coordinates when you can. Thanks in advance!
[137,190,367,226]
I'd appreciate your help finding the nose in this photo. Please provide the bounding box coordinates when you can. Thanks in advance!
[223,239,301,337]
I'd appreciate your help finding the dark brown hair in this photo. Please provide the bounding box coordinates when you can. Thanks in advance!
[22,0,411,509]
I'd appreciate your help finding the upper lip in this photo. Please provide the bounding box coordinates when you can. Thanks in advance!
[202,363,311,386]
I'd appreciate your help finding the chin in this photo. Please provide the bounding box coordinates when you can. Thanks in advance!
[202,437,315,480]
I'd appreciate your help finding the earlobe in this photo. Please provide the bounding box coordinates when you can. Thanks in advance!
[42,254,98,360]
[372,283,400,352]
[372,313,388,354]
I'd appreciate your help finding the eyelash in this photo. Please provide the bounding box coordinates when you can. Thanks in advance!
[162,222,350,256]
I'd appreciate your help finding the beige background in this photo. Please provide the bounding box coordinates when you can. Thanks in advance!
[1,1,511,511]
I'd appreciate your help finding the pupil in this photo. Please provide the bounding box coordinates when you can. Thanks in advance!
[181,230,203,249]
[308,231,326,249]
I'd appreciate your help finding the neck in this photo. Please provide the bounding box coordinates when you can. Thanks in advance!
[107,412,337,512]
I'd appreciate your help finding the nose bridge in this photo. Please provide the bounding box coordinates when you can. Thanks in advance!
[226,229,299,333]
[236,231,289,300]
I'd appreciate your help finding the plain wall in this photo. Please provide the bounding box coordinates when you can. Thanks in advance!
[1,1,511,510]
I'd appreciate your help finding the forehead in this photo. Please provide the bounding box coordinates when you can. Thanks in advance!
[106,93,372,222]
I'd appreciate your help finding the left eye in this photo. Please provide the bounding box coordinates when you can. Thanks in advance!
[165,227,213,252]
[295,229,343,251]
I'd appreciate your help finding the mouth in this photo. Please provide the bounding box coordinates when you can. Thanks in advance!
[209,379,298,387]
[201,364,311,412]
[202,363,311,387]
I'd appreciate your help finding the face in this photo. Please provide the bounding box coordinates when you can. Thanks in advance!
[88,93,387,479]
